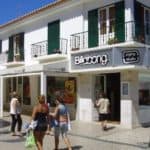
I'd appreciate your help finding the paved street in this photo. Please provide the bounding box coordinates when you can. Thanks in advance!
[0,113,150,150]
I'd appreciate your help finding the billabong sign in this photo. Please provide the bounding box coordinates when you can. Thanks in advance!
[122,50,140,64]
[74,54,108,65]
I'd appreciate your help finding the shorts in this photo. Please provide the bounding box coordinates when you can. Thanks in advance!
[99,113,108,121]
[54,122,68,137]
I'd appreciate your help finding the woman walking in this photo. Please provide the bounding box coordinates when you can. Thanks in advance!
[50,92,72,150]
[31,95,49,150]
[10,91,22,136]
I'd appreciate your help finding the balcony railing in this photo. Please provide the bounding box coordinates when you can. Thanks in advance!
[31,38,68,58]
[70,21,150,51]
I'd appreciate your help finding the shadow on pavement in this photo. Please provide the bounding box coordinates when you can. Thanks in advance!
[106,126,116,131]
[0,129,10,134]
[0,119,10,128]
[0,137,25,143]
[59,145,82,150]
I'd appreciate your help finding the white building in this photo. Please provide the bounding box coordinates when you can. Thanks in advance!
[0,0,150,129]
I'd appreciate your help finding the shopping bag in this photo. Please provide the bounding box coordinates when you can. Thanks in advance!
[67,112,71,131]
[25,130,36,148]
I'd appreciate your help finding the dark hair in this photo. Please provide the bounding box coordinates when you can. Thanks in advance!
[55,91,64,104]
[100,91,107,98]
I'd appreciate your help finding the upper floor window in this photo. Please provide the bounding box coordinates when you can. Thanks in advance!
[13,34,21,55]
[99,6,115,35]
[145,9,150,35]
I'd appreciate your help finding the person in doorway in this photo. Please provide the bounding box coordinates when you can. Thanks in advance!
[96,91,110,131]
[10,91,22,136]
[31,95,49,150]
[50,91,72,150]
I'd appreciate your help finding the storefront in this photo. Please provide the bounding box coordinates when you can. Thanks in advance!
[71,46,150,128]
[1,62,77,120]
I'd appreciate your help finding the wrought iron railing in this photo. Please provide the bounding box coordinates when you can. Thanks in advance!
[31,38,68,58]
[70,21,150,51]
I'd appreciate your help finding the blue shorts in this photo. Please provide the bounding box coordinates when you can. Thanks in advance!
[54,122,68,137]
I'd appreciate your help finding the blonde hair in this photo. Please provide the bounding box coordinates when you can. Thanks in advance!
[38,95,45,104]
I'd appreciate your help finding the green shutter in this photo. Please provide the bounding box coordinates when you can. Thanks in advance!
[8,36,14,62]
[0,40,2,53]
[19,32,24,61]
[115,1,125,42]
[134,1,145,42]
[88,9,98,48]
[48,20,60,54]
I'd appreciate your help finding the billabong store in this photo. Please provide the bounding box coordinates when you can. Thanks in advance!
[71,47,150,128]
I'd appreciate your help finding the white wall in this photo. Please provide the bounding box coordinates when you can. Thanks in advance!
[25,27,47,65]
[78,74,93,121]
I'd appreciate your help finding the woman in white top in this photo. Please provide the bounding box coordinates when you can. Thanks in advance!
[10,91,22,136]
[96,92,110,131]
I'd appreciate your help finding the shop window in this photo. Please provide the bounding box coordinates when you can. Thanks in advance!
[47,76,76,106]
[23,77,31,105]
[139,89,150,105]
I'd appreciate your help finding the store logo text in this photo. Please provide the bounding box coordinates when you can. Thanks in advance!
[75,55,108,65]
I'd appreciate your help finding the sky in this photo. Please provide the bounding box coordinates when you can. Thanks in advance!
[0,0,56,25]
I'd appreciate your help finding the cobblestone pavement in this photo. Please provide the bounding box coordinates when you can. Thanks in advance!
[0,113,150,150]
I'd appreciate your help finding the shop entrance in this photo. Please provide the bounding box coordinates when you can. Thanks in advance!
[94,73,120,122]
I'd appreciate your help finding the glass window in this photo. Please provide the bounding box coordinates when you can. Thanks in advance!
[145,9,150,35]
[100,9,106,34]
[139,74,150,105]
[13,34,20,55]
[109,6,115,33]
[47,76,76,106]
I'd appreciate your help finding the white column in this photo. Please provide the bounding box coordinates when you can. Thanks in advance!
[40,72,47,99]
[125,0,135,41]
[0,77,3,117]
[121,71,140,129]
[78,74,93,122]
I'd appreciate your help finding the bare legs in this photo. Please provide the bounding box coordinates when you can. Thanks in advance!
[63,136,72,150]
[34,131,45,150]
[54,135,72,150]
[101,120,107,130]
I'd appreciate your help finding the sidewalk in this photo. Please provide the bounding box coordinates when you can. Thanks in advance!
[0,112,150,150]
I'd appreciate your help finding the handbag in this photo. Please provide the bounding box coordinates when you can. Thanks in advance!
[25,130,36,148]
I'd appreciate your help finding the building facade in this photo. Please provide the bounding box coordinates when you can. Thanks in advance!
[0,0,150,128]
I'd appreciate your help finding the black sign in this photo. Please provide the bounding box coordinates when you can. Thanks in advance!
[122,50,140,64]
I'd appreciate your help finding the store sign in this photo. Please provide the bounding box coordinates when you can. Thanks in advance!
[122,50,140,64]
[75,54,108,65]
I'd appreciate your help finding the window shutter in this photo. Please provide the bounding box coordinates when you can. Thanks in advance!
[115,1,125,42]
[8,36,14,62]
[134,1,145,42]
[0,40,2,53]
[88,9,98,48]
[19,32,24,61]
[48,20,60,54]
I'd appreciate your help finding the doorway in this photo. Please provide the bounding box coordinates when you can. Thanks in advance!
[94,73,120,122]
[106,73,120,121]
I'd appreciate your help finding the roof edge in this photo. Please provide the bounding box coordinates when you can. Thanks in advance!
[0,0,68,29]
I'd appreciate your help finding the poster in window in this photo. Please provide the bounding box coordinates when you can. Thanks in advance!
[64,80,76,104]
